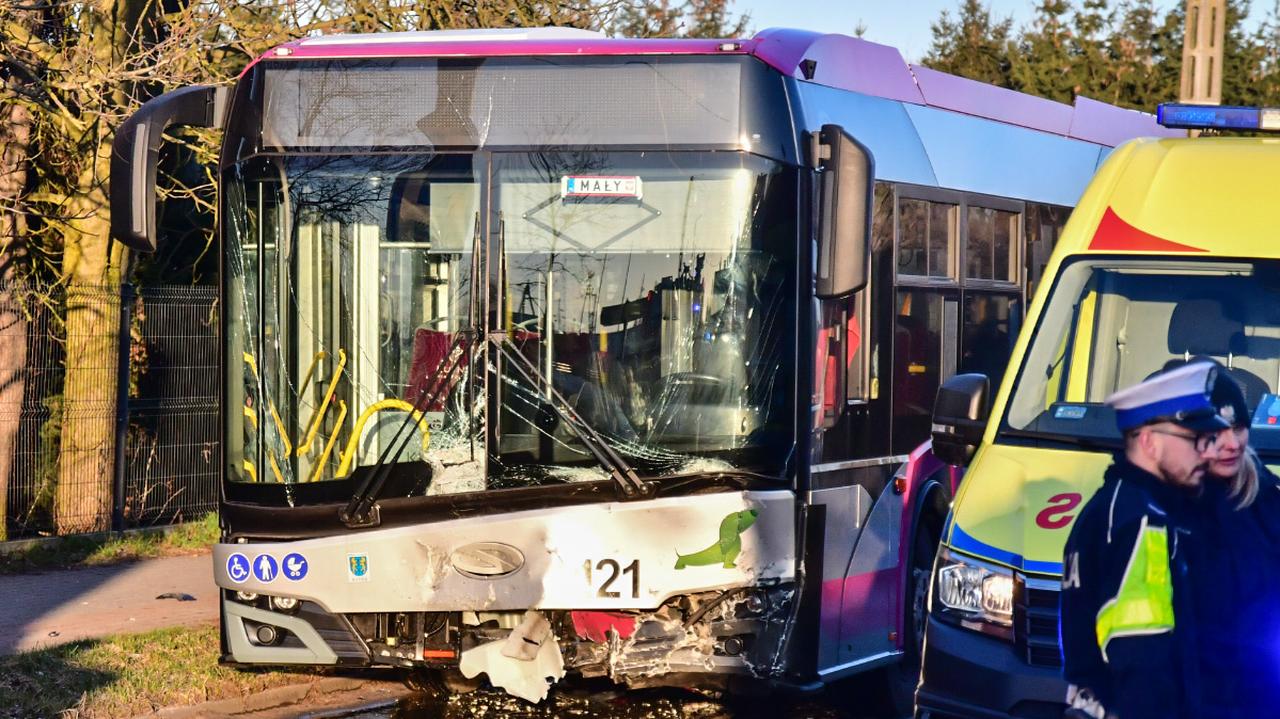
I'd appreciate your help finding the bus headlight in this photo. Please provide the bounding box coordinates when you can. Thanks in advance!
[268,595,300,613]
[933,548,1015,640]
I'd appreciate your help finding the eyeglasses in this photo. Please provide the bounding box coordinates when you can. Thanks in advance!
[1148,428,1218,453]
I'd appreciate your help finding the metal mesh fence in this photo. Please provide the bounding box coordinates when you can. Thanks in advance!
[0,285,64,539]
[0,283,219,540]
[123,286,219,528]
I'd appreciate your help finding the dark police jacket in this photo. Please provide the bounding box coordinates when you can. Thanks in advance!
[1061,456,1204,719]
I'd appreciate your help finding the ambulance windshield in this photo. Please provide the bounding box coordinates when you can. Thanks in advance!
[1003,258,1280,453]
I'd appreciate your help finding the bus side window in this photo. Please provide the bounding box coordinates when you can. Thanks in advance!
[817,288,870,428]
[817,300,846,427]
[1025,203,1070,299]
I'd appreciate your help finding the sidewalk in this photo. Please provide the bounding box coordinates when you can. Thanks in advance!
[0,553,219,654]
[0,552,413,717]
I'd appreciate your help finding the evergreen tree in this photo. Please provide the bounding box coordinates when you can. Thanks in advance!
[1148,3,1187,105]
[683,0,750,38]
[1009,0,1076,102]
[1221,0,1265,105]
[1253,0,1280,104]
[1106,0,1177,110]
[1072,0,1115,97]
[924,0,1015,86]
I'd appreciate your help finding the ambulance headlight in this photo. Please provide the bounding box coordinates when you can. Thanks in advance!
[933,548,1015,640]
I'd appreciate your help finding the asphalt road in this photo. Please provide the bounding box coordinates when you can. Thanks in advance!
[337,678,902,719]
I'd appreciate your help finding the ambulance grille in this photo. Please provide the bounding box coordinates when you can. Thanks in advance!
[1017,579,1062,668]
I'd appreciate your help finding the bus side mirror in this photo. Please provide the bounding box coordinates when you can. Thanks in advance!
[931,373,991,467]
[814,124,873,299]
[110,85,229,253]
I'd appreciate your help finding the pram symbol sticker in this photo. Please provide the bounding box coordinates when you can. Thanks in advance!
[283,552,308,581]
[226,553,251,583]
[253,554,279,583]
[348,553,370,582]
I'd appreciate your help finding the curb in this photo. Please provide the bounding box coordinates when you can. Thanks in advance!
[0,523,196,559]
[140,676,404,719]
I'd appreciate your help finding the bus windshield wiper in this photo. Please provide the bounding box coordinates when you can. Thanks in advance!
[340,329,477,528]
[490,335,653,501]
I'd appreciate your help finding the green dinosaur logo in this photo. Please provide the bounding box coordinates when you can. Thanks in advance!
[674,509,759,569]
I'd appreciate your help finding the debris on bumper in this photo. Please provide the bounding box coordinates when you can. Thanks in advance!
[460,610,565,703]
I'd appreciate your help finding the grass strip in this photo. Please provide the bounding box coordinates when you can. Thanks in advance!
[0,623,324,718]
[0,514,220,575]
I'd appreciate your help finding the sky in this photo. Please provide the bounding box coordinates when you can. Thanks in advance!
[736,1,1186,63]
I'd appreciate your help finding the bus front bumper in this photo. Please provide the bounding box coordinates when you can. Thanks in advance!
[915,615,1066,719]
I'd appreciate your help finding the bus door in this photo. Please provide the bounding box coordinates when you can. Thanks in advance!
[892,191,962,455]
[891,189,1025,454]
[234,155,479,487]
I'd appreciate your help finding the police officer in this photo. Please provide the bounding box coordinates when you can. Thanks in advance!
[1061,362,1229,719]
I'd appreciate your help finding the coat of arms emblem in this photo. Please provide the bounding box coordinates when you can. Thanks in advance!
[347,553,370,582]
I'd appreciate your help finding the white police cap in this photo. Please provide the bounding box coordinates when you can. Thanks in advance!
[1105,362,1231,433]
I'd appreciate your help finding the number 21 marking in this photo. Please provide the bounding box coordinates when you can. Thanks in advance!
[584,559,640,598]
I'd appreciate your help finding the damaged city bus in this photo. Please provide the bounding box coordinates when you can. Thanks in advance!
[109,27,1171,707]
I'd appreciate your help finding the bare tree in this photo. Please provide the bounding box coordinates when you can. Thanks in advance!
[0,0,638,535]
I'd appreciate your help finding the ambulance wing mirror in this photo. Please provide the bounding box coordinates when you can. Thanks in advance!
[931,373,991,467]
[813,124,873,300]
[110,85,229,253]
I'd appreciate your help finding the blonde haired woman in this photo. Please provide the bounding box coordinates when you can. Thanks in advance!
[1199,371,1280,718]
[1204,373,1258,509]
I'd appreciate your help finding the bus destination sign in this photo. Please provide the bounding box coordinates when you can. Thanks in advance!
[561,176,643,200]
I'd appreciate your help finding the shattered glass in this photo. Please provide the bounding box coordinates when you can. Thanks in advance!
[223,81,797,497]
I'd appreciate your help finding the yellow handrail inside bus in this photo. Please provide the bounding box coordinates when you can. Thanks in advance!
[296,351,327,401]
[336,399,432,478]
[268,403,293,456]
[309,400,348,483]
[243,350,293,454]
[267,452,286,483]
[242,459,258,483]
[297,349,347,457]
[243,404,258,429]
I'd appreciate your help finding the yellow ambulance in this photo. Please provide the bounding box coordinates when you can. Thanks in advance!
[915,105,1280,718]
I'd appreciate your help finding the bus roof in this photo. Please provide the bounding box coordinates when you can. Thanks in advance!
[253,27,1175,149]
[1055,136,1280,259]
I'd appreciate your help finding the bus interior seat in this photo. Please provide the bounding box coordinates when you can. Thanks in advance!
[405,328,456,411]
[1166,297,1270,408]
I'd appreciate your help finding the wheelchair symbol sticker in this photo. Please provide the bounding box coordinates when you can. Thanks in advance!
[253,554,279,583]
[226,553,251,584]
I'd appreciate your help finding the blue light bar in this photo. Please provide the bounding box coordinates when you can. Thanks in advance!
[1157,103,1280,131]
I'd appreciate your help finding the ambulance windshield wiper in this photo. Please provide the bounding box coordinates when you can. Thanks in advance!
[490,335,653,501]
[1000,427,1121,451]
[340,328,477,529]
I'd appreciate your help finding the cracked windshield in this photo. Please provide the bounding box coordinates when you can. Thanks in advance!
[225,151,796,494]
